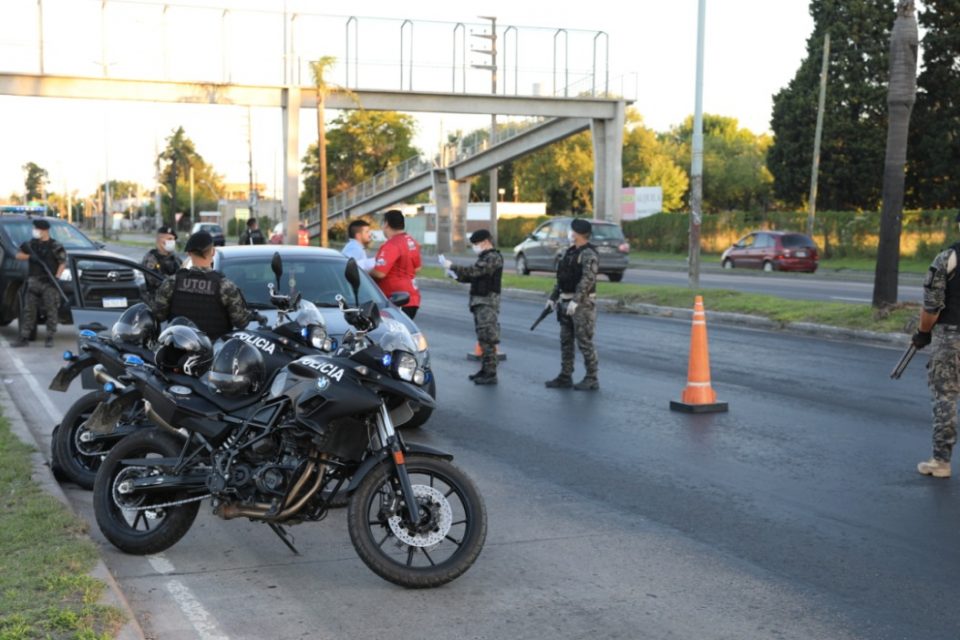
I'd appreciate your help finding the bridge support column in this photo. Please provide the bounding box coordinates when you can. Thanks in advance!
[591,100,625,223]
[433,170,470,253]
[282,86,301,244]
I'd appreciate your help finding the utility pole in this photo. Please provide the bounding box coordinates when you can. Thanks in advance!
[689,0,706,288]
[189,165,195,223]
[807,32,830,237]
[247,106,256,222]
[473,16,498,246]
[154,137,163,228]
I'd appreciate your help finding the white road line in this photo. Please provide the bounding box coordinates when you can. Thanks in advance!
[830,296,872,303]
[2,338,229,640]
[1,336,64,425]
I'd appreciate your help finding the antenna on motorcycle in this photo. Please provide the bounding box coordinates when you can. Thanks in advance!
[344,258,361,307]
[271,252,283,292]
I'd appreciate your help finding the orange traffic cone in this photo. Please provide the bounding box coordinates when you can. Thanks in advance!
[466,343,507,361]
[669,295,728,413]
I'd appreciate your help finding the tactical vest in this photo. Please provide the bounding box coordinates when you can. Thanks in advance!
[26,239,61,278]
[470,249,503,298]
[557,244,596,294]
[147,249,181,276]
[169,270,232,340]
[938,242,960,326]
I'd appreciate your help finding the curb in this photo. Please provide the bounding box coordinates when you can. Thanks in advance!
[0,382,147,640]
[416,277,911,347]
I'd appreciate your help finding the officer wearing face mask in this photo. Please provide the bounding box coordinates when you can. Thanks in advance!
[543,218,600,391]
[441,229,503,385]
[150,230,264,342]
[141,226,182,277]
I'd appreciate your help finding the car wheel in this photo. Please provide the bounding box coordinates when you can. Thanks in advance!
[608,271,624,283]
[516,254,530,276]
[722,259,733,270]
[762,261,774,273]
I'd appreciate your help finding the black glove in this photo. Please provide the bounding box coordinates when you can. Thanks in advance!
[912,330,932,349]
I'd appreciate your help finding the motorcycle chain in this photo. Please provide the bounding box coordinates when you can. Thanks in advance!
[121,493,211,512]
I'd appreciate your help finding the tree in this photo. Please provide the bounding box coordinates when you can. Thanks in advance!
[513,132,595,214]
[768,0,893,210]
[621,110,690,212]
[158,127,195,226]
[22,162,48,202]
[661,114,772,212]
[906,0,960,209]
[157,127,223,228]
[874,1,919,308]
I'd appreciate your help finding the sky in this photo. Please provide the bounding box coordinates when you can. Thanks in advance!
[0,0,819,201]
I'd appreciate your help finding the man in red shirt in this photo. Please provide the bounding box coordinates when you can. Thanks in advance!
[371,209,422,318]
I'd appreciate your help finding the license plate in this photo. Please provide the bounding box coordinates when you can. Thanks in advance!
[795,251,808,257]
[598,246,614,253]
[102,297,128,309]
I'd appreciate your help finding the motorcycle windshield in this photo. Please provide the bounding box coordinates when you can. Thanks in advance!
[294,300,325,328]
[377,319,417,355]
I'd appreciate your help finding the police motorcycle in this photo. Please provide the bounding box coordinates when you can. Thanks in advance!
[91,258,487,588]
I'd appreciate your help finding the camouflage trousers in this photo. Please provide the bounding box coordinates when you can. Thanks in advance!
[471,303,500,372]
[928,330,960,461]
[558,299,598,379]
[20,276,60,338]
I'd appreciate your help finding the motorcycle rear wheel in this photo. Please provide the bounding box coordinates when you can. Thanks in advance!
[52,391,109,489]
[348,454,486,588]
[93,428,200,555]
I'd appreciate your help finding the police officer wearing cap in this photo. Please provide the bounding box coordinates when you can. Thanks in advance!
[13,218,66,347]
[150,230,263,342]
[543,218,600,390]
[912,211,960,479]
[441,229,503,385]
[239,218,266,245]
[141,225,182,277]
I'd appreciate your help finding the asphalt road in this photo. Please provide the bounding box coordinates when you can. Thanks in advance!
[3,283,958,639]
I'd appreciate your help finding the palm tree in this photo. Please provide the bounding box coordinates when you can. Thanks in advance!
[873,1,918,308]
[158,127,196,228]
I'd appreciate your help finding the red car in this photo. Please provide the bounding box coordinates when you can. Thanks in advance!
[721,231,819,273]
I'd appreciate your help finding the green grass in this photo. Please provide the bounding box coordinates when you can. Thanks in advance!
[420,265,918,334]
[623,250,931,275]
[0,410,124,640]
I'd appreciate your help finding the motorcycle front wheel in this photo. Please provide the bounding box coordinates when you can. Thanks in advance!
[93,428,200,555]
[348,454,486,588]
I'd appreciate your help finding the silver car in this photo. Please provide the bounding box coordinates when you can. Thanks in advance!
[513,217,630,282]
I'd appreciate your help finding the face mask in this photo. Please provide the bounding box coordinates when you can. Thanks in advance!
[163,239,176,253]
[31,229,42,239]
[471,244,483,255]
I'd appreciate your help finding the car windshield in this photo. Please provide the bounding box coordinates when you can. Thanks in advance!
[591,224,624,241]
[206,225,223,234]
[4,220,97,250]
[782,234,816,249]
[220,256,387,308]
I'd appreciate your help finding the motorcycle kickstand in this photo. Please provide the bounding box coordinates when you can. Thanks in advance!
[268,522,299,555]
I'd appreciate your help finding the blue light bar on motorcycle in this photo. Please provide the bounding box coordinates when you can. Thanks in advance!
[62,350,74,361]
[79,329,97,339]
[381,353,392,368]
[103,382,115,393]
[123,354,145,366]
[301,327,309,339]
[329,338,338,351]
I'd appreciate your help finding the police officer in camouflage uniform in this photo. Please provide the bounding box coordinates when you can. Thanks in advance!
[150,230,263,342]
[14,218,67,348]
[544,218,600,391]
[913,212,960,478]
[442,229,503,385]
[141,225,182,277]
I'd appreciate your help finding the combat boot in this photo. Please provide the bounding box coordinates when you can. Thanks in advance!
[11,337,28,348]
[468,368,485,381]
[44,335,54,348]
[574,376,599,391]
[918,458,951,478]
[473,370,498,385]
[545,375,573,389]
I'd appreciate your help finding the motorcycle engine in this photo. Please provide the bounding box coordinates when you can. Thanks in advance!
[209,424,308,503]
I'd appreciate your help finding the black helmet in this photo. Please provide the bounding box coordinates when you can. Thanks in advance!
[207,338,265,396]
[155,325,213,377]
[111,303,158,346]
[167,316,199,330]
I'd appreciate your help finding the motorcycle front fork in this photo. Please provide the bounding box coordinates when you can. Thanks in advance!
[377,403,421,525]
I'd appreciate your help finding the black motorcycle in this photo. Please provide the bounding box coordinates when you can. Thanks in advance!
[92,259,486,588]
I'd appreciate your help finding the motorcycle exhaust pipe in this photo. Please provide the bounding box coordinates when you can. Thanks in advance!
[93,365,125,391]
[217,458,327,521]
[143,401,188,440]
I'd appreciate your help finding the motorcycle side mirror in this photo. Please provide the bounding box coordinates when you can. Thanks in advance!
[271,252,283,291]
[344,258,361,306]
[389,291,410,307]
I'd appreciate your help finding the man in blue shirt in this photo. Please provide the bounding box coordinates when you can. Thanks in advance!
[342,219,375,270]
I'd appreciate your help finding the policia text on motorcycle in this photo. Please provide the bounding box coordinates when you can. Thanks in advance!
[442,229,503,385]
[543,218,600,391]
[150,230,264,342]
[141,225,182,277]
[911,211,960,479]
[14,218,66,348]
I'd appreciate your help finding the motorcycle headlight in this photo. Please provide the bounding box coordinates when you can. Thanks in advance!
[392,350,418,382]
[411,332,429,352]
[303,325,332,351]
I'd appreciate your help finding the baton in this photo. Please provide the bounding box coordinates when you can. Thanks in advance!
[890,343,917,380]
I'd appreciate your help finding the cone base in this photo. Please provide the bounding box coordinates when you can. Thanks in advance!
[466,353,508,361]
[670,400,729,414]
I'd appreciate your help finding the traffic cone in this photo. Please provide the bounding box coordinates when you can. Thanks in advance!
[466,343,507,361]
[670,295,728,413]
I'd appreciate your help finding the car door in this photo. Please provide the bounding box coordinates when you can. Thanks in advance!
[524,222,552,270]
[730,233,756,268]
[543,220,569,271]
[66,253,166,329]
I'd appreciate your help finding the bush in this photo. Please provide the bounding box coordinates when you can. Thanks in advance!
[496,216,549,247]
